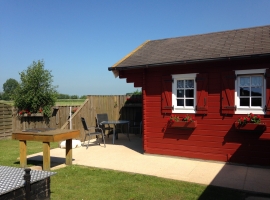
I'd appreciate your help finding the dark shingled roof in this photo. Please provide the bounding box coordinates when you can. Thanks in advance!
[110,25,270,70]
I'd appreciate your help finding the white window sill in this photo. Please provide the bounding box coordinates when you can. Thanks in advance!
[173,109,196,114]
[235,109,264,115]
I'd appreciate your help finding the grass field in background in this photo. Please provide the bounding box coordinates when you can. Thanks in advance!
[55,99,85,106]
[0,100,13,106]
[0,99,85,107]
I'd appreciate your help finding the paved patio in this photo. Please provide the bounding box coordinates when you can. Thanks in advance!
[27,133,270,198]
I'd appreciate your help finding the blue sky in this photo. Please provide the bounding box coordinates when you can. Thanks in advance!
[1,1,270,96]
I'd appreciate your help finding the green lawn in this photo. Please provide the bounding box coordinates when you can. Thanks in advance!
[51,165,247,200]
[0,138,59,167]
[0,139,267,200]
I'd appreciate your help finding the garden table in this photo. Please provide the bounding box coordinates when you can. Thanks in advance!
[100,120,130,144]
[12,128,80,171]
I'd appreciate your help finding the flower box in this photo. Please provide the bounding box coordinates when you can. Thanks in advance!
[19,113,43,117]
[234,122,266,131]
[169,121,197,129]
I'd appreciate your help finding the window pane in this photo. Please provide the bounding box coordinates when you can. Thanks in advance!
[186,99,194,106]
[177,80,184,88]
[238,74,264,108]
[251,87,262,96]
[177,99,184,106]
[251,98,262,106]
[240,98,249,106]
[177,90,184,97]
[251,76,262,87]
[240,87,250,96]
[185,89,194,97]
[240,77,250,87]
[185,80,194,88]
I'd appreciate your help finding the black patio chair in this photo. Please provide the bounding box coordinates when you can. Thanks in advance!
[81,117,106,149]
[129,112,142,136]
[96,113,113,138]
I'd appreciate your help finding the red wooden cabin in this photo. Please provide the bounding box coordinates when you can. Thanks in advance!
[109,25,270,166]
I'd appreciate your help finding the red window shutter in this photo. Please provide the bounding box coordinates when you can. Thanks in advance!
[161,76,173,114]
[265,69,270,115]
[196,73,208,114]
[221,71,236,115]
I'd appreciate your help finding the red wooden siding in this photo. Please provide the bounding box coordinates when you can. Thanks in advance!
[119,70,143,87]
[119,58,270,166]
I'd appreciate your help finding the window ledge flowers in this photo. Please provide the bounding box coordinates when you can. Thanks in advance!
[18,108,43,117]
[234,113,266,132]
[168,115,197,129]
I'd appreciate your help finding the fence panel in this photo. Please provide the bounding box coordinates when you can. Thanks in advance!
[0,103,13,139]
[11,95,142,141]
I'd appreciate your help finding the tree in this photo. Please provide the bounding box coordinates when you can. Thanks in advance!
[80,95,87,99]
[2,78,19,100]
[13,60,58,117]
[132,89,142,95]
[57,93,70,99]
[70,95,78,99]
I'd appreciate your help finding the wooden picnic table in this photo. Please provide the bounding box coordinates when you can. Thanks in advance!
[12,128,80,171]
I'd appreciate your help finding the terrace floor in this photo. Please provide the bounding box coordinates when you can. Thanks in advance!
[27,133,270,198]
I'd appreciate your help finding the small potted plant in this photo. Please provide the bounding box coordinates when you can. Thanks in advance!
[168,114,197,129]
[234,113,266,131]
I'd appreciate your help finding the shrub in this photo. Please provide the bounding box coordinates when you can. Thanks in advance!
[13,60,58,117]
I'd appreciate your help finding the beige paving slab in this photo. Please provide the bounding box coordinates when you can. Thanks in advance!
[187,161,225,185]
[130,155,182,176]
[153,158,200,181]
[210,164,248,190]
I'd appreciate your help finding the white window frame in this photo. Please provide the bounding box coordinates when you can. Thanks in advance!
[172,73,197,113]
[235,69,266,115]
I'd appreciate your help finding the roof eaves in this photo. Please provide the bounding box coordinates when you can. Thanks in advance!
[111,40,150,68]
[109,53,270,71]
[110,40,150,77]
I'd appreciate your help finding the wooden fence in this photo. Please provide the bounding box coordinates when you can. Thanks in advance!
[9,95,142,141]
[0,103,13,139]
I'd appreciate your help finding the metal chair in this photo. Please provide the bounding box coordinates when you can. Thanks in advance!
[130,112,142,136]
[81,117,106,149]
[96,113,113,138]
